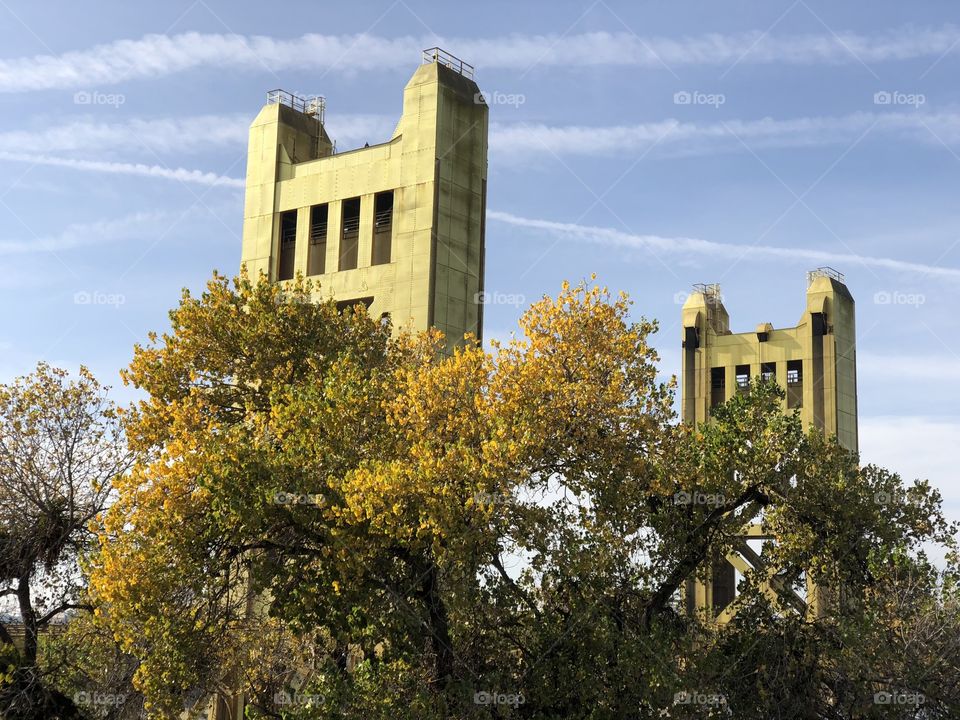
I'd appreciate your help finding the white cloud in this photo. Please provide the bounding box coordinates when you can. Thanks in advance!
[0,114,249,155]
[3,27,960,92]
[0,112,394,157]
[860,415,960,510]
[0,151,244,188]
[487,211,960,281]
[7,107,960,175]
[0,210,168,255]
[490,111,960,158]
[859,353,960,380]
[6,105,960,189]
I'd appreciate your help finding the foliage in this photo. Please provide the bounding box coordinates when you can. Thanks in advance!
[0,363,132,719]
[91,272,959,719]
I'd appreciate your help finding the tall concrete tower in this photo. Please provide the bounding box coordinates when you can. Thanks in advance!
[241,48,488,352]
[680,268,858,622]
[211,50,487,720]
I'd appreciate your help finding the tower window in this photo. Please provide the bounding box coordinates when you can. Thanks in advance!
[787,360,803,409]
[735,364,750,391]
[710,367,725,409]
[787,360,802,385]
[308,204,328,276]
[339,197,361,271]
[372,191,393,266]
[761,362,776,383]
[278,210,297,281]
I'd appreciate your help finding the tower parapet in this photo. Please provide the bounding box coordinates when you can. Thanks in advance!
[681,268,858,623]
[241,49,489,351]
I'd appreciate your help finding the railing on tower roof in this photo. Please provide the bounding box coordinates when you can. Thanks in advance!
[422,47,475,79]
[807,266,844,285]
[692,283,722,300]
[266,89,326,123]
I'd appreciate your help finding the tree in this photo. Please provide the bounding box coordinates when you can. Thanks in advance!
[0,363,132,719]
[92,272,959,719]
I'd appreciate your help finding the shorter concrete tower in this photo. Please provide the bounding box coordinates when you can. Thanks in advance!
[241,49,488,352]
[680,268,858,621]
[681,268,857,449]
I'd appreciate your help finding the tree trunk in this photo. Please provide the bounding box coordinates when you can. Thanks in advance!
[16,575,38,666]
[417,559,454,687]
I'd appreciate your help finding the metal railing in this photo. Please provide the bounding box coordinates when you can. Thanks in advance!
[422,47,475,79]
[807,266,844,284]
[692,282,722,299]
[266,89,326,123]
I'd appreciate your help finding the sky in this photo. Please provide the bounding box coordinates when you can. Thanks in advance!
[0,0,959,526]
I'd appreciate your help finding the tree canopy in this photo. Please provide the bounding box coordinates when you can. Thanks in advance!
[0,363,133,719]
[90,272,959,719]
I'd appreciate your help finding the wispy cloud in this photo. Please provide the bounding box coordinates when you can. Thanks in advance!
[0,151,244,187]
[859,415,960,511]
[3,26,960,92]
[859,353,960,379]
[8,107,960,170]
[487,210,960,281]
[491,111,960,158]
[0,114,250,155]
[0,112,393,160]
[0,210,167,255]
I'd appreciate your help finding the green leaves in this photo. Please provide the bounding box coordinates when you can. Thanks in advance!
[91,273,960,719]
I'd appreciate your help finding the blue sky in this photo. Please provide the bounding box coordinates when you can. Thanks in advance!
[1,0,959,524]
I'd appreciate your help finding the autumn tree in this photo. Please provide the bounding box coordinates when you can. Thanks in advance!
[0,363,133,719]
[93,272,959,719]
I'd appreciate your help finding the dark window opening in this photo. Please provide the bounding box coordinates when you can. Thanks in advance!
[339,197,361,271]
[761,362,776,383]
[335,296,374,313]
[811,312,828,336]
[278,210,297,281]
[735,364,750,391]
[787,359,803,409]
[710,367,726,409]
[308,204,328,276]
[372,191,393,266]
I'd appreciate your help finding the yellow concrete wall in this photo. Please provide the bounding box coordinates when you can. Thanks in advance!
[240,60,488,351]
[680,272,858,623]
[681,274,858,451]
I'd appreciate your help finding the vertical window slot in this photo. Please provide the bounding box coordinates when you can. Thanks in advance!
[372,191,393,266]
[278,210,297,281]
[339,197,360,271]
[308,204,328,276]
